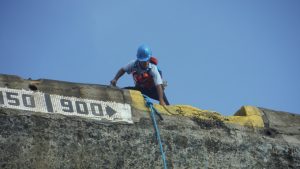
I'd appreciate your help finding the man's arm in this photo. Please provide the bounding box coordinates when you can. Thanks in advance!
[156,84,166,106]
[110,68,125,86]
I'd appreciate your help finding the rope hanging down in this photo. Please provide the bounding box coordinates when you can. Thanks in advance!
[143,95,168,169]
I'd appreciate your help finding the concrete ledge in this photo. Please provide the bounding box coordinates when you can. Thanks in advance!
[2,73,299,129]
[129,90,265,128]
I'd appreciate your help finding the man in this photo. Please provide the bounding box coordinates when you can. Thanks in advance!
[110,45,170,106]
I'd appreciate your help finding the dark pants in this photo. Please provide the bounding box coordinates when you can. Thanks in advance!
[124,86,170,105]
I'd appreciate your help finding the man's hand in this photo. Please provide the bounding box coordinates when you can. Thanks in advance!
[110,79,117,86]
[111,68,125,87]
[156,84,166,106]
[159,100,166,106]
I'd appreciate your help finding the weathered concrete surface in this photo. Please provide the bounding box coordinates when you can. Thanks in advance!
[0,74,131,103]
[259,108,300,145]
[0,74,300,168]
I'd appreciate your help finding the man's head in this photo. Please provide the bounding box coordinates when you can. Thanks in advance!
[136,44,152,69]
[137,44,152,62]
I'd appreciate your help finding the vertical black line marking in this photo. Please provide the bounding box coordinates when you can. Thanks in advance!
[44,93,53,113]
[0,91,4,105]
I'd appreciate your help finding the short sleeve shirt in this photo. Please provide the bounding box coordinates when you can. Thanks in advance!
[123,60,163,86]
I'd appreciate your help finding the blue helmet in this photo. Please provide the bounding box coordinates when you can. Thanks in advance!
[136,44,152,61]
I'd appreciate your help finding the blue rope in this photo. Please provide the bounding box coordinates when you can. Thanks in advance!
[143,95,168,169]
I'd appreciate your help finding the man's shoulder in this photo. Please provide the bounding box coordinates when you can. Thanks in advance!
[148,63,158,69]
[148,63,160,74]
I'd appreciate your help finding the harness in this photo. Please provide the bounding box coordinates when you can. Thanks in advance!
[132,57,163,89]
[132,61,155,89]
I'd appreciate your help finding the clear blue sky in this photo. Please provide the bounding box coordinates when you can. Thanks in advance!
[1,0,299,116]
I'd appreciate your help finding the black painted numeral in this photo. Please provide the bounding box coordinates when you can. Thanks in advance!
[6,92,20,106]
[91,103,103,116]
[60,99,74,112]
[75,101,88,114]
[22,94,35,108]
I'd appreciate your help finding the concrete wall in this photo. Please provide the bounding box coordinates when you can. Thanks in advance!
[0,74,299,168]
